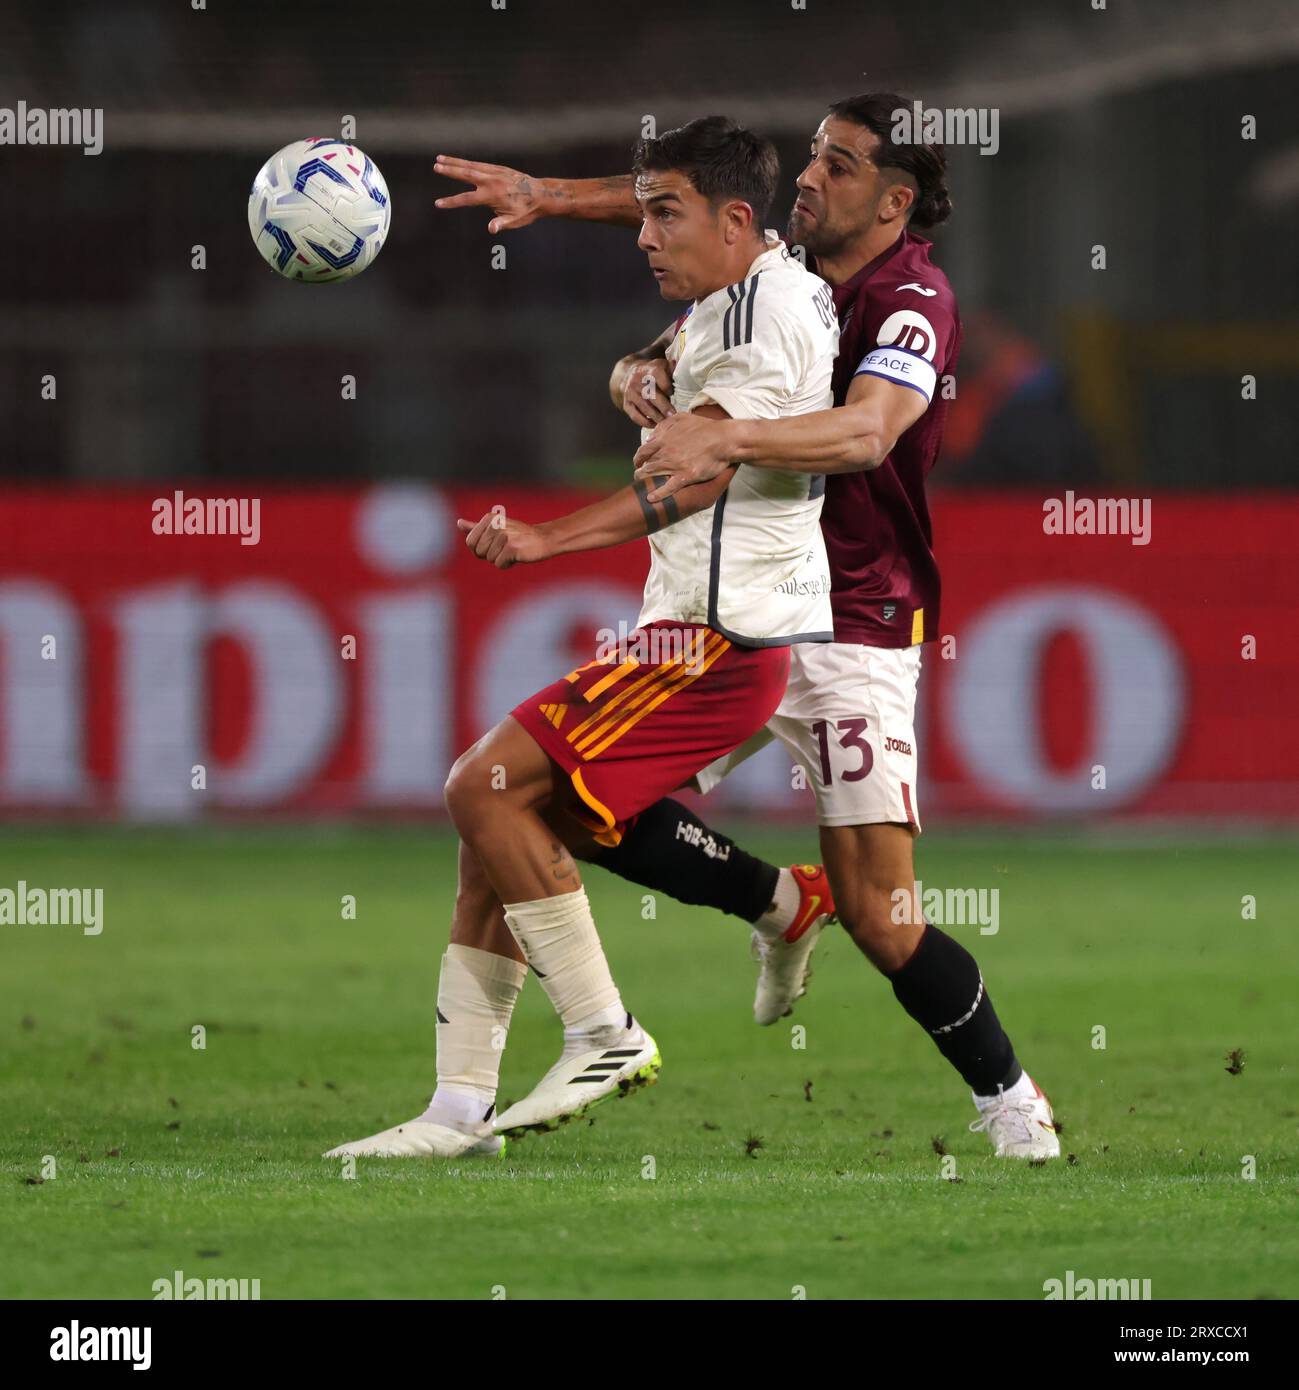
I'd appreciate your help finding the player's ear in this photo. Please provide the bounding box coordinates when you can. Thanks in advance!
[724,199,755,243]
[881,181,917,225]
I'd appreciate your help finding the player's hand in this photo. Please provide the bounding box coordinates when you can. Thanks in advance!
[621,358,675,430]
[457,511,553,568]
[632,411,736,501]
[434,155,548,233]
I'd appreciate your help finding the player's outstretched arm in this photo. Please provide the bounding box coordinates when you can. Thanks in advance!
[434,156,638,233]
[459,408,735,568]
[632,373,928,500]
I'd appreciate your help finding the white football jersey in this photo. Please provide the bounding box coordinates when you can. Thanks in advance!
[637,232,839,646]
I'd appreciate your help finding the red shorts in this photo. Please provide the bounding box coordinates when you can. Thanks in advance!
[512,622,789,847]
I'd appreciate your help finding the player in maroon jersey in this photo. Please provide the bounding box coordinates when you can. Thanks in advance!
[432,94,1059,1158]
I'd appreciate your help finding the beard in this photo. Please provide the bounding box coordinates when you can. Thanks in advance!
[785,201,850,259]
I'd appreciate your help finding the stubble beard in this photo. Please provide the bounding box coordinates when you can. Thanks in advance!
[786,204,851,260]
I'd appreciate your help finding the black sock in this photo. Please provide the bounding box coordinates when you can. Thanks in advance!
[887,923,1022,1095]
[587,797,779,924]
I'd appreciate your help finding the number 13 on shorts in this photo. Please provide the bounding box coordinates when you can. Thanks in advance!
[699,644,923,831]
[800,710,919,831]
[788,643,923,830]
[812,717,873,784]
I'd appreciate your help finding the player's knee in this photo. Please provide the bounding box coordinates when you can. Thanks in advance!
[443,746,494,833]
[838,892,913,970]
[839,904,885,953]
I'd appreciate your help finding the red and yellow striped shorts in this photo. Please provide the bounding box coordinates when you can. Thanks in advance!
[511,621,789,847]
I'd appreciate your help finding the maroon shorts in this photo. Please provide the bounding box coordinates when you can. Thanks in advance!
[512,621,789,846]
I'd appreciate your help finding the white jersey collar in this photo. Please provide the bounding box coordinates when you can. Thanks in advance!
[743,229,788,279]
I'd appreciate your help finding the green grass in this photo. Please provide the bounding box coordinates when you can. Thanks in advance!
[2,825,1297,1300]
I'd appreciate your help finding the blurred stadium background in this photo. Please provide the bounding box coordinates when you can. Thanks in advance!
[1,0,1297,826]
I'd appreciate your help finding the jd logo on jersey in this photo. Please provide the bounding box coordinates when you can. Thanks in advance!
[876,309,938,360]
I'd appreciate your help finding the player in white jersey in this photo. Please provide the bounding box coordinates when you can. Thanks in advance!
[638,229,836,645]
[326,117,839,1160]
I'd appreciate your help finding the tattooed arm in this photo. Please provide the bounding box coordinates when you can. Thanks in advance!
[434,156,639,232]
[457,406,736,569]
[432,157,677,421]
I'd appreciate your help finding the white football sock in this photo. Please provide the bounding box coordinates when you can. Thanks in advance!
[569,999,628,1034]
[423,1086,489,1126]
[426,944,526,1123]
[502,887,624,1030]
[974,1069,1036,1108]
[753,867,801,939]
[558,999,632,1060]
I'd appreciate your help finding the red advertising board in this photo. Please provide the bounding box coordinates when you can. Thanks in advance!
[0,485,1295,821]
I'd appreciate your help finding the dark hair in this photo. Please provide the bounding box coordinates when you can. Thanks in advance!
[632,116,779,226]
[826,93,953,229]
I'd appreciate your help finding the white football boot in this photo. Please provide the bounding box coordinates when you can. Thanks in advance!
[493,1014,660,1138]
[752,863,836,1025]
[968,1074,1060,1159]
[323,1108,504,1160]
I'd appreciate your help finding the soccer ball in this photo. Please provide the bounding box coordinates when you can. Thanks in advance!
[248,138,391,283]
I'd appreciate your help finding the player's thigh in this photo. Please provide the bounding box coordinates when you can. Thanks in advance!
[445,714,570,821]
[768,642,922,830]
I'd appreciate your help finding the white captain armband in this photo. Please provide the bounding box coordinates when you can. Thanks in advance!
[853,346,936,403]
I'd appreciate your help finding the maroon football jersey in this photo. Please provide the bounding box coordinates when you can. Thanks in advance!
[820,229,961,647]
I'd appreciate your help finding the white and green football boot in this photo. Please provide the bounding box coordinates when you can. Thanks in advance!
[324,1106,505,1160]
[493,1014,660,1138]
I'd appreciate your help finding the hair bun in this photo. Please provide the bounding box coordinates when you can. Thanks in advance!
[913,187,953,230]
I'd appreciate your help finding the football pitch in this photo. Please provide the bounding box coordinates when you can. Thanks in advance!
[2,825,1296,1301]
